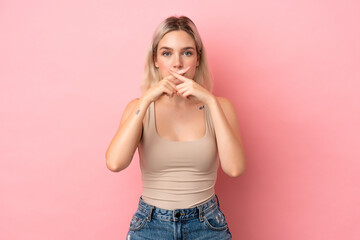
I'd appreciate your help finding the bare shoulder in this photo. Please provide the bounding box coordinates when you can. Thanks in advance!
[120,98,140,125]
[216,96,236,113]
[215,96,242,142]
[124,98,140,114]
[128,98,140,106]
[215,96,239,124]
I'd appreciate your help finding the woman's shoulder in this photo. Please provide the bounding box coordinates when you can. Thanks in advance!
[120,98,142,125]
[215,96,234,109]
[128,97,140,105]
[123,98,140,113]
[215,96,238,117]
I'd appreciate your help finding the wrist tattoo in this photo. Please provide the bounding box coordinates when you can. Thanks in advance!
[135,108,140,115]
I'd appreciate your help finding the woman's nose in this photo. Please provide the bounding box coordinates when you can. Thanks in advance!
[172,54,183,69]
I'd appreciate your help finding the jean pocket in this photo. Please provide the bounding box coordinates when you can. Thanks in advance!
[203,206,229,231]
[129,210,147,231]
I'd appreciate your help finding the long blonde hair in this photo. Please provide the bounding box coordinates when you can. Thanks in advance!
[141,16,213,93]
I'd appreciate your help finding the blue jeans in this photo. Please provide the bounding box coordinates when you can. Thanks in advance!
[126,194,232,239]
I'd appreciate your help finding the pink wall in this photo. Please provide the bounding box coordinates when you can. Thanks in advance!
[1,0,359,239]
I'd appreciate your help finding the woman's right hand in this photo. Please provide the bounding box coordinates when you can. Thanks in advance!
[143,67,190,103]
[143,75,177,102]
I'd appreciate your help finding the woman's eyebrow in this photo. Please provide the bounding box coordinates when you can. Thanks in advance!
[159,47,172,51]
[159,46,195,50]
[181,47,195,50]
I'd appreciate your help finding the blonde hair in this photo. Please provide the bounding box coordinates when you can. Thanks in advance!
[141,16,213,93]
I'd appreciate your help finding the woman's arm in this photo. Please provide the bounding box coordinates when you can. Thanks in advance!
[169,70,246,177]
[207,96,246,177]
[105,74,179,172]
[105,96,150,172]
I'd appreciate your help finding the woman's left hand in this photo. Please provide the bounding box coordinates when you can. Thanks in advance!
[168,69,214,105]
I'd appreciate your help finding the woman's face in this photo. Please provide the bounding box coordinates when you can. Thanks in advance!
[155,30,199,82]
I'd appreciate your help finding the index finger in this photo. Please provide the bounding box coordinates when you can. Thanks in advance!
[164,75,177,88]
[176,66,190,75]
[168,70,191,82]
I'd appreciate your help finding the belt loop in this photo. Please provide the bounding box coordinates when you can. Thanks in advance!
[146,206,154,222]
[197,205,204,222]
[215,194,220,207]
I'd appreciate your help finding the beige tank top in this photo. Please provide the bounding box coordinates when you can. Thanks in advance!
[138,101,219,210]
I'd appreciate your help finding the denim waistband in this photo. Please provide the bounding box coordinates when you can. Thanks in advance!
[137,194,220,222]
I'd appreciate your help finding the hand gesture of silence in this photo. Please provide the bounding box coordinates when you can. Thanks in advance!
[144,66,214,105]
[168,67,214,105]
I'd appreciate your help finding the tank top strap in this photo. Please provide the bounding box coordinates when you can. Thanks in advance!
[204,104,215,137]
[145,101,155,132]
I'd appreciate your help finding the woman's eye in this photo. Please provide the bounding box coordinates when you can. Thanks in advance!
[184,51,193,56]
[162,52,171,56]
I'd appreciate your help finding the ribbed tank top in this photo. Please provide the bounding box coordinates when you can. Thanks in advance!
[138,101,219,210]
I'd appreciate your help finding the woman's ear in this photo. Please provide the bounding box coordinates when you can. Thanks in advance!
[154,56,159,68]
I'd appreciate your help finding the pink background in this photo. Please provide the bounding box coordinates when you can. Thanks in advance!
[1,0,359,239]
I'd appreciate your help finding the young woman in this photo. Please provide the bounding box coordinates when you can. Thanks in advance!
[106,15,246,239]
